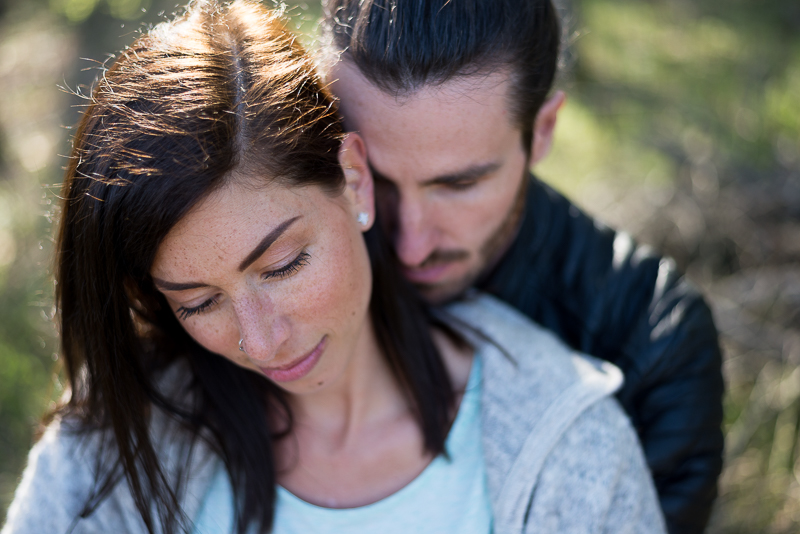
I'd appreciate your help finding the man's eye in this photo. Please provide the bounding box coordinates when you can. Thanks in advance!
[262,251,311,280]
[445,180,478,191]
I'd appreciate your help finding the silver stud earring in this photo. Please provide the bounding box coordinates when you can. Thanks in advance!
[239,338,246,353]
[357,212,369,226]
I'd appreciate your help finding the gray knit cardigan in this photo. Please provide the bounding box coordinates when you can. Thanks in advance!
[2,293,666,534]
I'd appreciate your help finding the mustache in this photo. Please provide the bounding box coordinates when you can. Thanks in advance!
[417,249,470,269]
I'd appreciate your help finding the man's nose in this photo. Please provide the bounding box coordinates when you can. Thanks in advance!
[235,295,290,365]
[394,194,437,268]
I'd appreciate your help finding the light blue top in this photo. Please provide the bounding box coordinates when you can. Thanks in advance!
[191,355,492,534]
[5,295,665,534]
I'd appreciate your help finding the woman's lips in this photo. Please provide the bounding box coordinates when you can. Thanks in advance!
[260,336,327,383]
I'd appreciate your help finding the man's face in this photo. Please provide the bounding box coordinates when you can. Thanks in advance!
[331,62,530,304]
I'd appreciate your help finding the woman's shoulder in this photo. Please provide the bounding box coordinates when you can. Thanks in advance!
[2,370,219,534]
[494,397,665,533]
[1,418,113,533]
[443,291,623,401]
[444,291,624,457]
[445,293,665,532]
[523,398,666,533]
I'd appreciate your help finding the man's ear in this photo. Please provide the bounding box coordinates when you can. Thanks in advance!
[530,91,566,166]
[338,133,375,231]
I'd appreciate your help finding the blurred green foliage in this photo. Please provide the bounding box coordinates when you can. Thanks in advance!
[544,2,800,531]
[52,0,153,22]
[543,0,800,210]
[0,0,797,530]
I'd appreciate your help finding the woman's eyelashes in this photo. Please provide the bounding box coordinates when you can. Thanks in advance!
[175,250,312,320]
[262,251,311,280]
[177,296,219,320]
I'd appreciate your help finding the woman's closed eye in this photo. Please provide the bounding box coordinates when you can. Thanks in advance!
[262,251,311,280]
[176,250,312,320]
[177,296,219,320]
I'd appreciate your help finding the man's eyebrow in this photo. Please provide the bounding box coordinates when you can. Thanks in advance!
[423,162,502,186]
[152,215,302,292]
[370,161,502,186]
[238,215,301,272]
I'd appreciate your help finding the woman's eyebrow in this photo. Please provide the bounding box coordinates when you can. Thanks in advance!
[238,215,301,272]
[152,278,207,291]
[152,216,303,292]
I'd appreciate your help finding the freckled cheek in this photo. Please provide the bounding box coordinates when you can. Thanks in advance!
[180,315,244,363]
[301,241,371,330]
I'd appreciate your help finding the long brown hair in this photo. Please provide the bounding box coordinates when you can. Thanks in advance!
[54,1,454,532]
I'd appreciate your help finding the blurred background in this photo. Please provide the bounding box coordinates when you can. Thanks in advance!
[0,0,797,531]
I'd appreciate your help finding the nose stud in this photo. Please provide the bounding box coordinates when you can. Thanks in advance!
[239,338,246,353]
[357,212,369,226]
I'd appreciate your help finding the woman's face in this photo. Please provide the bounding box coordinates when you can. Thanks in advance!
[150,156,375,396]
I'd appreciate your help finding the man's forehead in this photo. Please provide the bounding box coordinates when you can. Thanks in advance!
[330,60,514,115]
[330,61,524,186]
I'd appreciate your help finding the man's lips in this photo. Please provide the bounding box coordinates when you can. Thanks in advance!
[259,336,327,383]
[402,262,458,284]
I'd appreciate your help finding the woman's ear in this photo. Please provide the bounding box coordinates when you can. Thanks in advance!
[338,133,375,231]
[530,91,565,166]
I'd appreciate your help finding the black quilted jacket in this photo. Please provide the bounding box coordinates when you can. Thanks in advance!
[478,176,724,534]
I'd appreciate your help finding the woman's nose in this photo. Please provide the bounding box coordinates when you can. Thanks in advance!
[235,296,290,365]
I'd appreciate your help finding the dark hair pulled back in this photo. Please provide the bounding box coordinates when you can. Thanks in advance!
[54,1,454,532]
[322,0,561,151]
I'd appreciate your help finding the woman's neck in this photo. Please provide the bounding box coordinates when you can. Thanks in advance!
[285,319,405,443]
[274,321,474,509]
